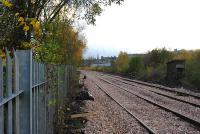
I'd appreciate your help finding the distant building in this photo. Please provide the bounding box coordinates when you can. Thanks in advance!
[81,56,116,67]
[90,56,116,67]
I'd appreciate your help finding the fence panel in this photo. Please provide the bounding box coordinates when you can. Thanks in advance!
[0,49,74,134]
[32,61,48,134]
[0,50,24,134]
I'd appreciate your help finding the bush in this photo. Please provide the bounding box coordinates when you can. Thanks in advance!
[128,56,144,75]
[184,51,200,88]
[139,64,166,83]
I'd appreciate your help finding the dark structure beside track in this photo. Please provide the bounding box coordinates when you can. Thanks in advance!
[166,60,185,84]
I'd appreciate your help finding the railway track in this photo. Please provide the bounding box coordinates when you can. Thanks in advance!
[97,75,200,129]
[100,73,200,99]
[101,74,200,108]
[93,80,156,134]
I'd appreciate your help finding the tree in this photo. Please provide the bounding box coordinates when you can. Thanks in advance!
[128,56,144,74]
[174,49,192,60]
[143,48,174,67]
[0,0,124,48]
[34,19,86,65]
[115,51,129,73]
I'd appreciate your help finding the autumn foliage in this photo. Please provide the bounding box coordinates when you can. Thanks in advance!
[114,51,129,73]
[0,0,124,65]
[87,48,200,89]
[35,20,86,65]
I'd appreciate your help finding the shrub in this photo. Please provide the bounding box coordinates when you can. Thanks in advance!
[184,50,200,88]
[128,56,144,75]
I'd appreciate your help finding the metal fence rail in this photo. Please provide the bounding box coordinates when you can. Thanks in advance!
[0,49,75,134]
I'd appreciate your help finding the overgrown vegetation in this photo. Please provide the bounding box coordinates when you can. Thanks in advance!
[34,20,86,65]
[113,51,129,73]
[84,48,200,90]
[0,0,124,64]
[184,50,200,88]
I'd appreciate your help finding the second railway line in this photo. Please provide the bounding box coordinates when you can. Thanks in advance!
[99,75,200,120]
[101,73,200,99]
[82,71,200,133]
[99,73,200,106]
[89,74,200,133]
[97,74,200,125]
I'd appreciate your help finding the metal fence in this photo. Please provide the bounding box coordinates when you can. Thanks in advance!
[0,49,75,134]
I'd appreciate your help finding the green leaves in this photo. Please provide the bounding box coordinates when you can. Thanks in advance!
[185,50,200,88]
[35,20,86,65]
[129,56,144,74]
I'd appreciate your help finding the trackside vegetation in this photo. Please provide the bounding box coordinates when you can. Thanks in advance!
[0,0,124,64]
[83,48,200,90]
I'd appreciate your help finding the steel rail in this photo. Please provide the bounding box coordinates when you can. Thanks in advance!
[103,75,200,108]
[98,76,200,129]
[92,80,156,134]
[99,73,200,99]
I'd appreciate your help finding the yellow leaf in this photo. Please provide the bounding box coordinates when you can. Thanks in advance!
[1,0,12,7]
[15,12,20,16]
[19,21,26,26]
[33,21,41,36]
[30,20,36,26]
[18,17,24,22]
[23,25,29,32]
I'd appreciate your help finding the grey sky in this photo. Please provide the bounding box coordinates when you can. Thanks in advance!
[83,0,200,58]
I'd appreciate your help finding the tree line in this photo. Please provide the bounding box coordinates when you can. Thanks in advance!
[85,48,200,89]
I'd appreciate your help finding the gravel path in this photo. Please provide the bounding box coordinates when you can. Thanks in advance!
[83,76,148,134]
[102,76,200,120]
[92,76,200,133]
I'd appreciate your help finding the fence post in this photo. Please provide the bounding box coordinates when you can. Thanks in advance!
[6,50,13,134]
[0,57,4,134]
[16,49,32,134]
[14,52,20,134]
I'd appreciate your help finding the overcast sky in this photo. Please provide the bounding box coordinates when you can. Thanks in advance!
[83,0,200,58]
